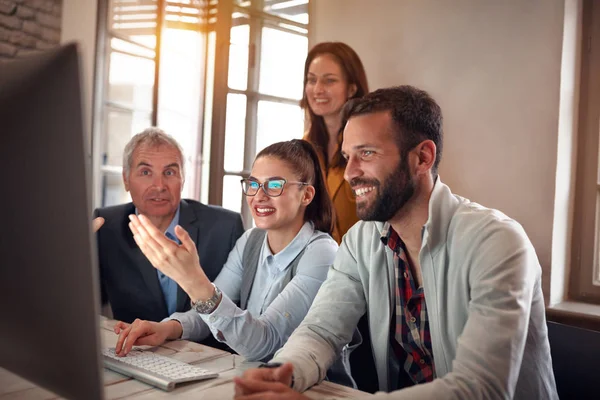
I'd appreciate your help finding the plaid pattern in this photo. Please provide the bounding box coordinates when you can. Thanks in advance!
[381,224,435,385]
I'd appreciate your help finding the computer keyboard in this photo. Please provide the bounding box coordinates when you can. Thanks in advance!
[102,347,218,391]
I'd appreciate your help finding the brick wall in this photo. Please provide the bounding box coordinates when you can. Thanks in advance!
[0,0,63,61]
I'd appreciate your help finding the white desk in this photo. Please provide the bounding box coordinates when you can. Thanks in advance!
[0,317,371,399]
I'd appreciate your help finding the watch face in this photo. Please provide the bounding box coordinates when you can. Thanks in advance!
[193,300,215,314]
[192,285,221,314]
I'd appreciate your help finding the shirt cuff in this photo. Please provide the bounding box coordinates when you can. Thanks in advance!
[270,356,304,391]
[162,313,191,340]
[199,292,239,339]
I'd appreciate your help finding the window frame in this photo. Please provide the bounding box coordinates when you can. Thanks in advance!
[93,0,309,225]
[93,0,164,208]
[571,0,600,304]
[93,0,212,208]
[206,0,310,228]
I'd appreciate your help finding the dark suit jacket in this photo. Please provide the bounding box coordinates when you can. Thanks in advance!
[94,199,245,324]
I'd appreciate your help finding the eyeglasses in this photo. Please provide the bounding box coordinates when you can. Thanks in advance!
[240,178,308,197]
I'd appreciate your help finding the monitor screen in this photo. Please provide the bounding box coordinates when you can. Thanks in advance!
[0,43,104,400]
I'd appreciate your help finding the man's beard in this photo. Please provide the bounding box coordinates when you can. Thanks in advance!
[352,156,415,222]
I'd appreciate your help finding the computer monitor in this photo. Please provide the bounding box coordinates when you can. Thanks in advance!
[0,44,104,400]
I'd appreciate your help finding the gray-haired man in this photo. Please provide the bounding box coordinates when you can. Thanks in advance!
[94,128,244,325]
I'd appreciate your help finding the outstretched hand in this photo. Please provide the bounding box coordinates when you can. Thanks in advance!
[127,214,213,300]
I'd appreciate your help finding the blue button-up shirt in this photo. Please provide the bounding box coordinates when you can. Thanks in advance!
[167,222,338,361]
[136,206,180,315]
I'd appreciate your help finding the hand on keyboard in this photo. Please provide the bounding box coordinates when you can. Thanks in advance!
[113,319,183,356]
[102,347,218,391]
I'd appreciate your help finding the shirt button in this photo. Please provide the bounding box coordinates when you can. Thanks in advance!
[209,316,216,322]
[419,359,425,365]
[403,272,408,279]
[410,317,416,323]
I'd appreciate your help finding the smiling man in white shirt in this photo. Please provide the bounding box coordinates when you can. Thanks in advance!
[233,85,558,400]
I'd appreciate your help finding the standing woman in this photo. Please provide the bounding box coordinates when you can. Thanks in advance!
[302,43,377,394]
[302,42,369,243]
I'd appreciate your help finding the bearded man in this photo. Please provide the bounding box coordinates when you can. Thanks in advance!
[233,85,558,400]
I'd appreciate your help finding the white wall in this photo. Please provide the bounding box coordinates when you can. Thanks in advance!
[59,0,579,301]
[312,0,574,300]
[61,0,100,205]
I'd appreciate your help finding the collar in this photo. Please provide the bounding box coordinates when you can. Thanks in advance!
[377,176,459,256]
[260,221,315,272]
[422,176,460,255]
[380,224,407,255]
[380,223,394,246]
[134,204,181,239]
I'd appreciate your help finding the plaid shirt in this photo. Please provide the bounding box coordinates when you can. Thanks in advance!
[381,224,435,385]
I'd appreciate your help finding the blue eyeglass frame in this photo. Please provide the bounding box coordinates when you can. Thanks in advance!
[240,178,308,197]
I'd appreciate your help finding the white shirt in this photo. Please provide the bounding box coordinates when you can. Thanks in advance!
[272,178,558,399]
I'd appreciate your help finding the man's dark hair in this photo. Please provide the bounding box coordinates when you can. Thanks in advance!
[342,85,443,176]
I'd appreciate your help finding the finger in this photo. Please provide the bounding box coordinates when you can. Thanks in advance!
[129,227,176,280]
[122,321,152,355]
[233,376,269,397]
[241,367,278,381]
[234,377,263,397]
[274,363,294,387]
[128,214,162,249]
[234,377,245,397]
[128,214,154,243]
[113,321,129,334]
[128,216,165,265]
[138,214,177,252]
[129,221,161,263]
[131,215,179,266]
[128,216,141,236]
[175,225,196,254]
[115,323,135,355]
[93,217,105,233]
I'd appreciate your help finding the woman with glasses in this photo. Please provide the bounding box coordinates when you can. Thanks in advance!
[112,139,337,363]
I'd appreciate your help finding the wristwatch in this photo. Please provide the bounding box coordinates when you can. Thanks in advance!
[190,284,222,314]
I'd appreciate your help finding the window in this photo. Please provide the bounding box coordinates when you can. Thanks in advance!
[571,0,600,304]
[203,0,309,227]
[94,0,210,207]
[93,0,310,230]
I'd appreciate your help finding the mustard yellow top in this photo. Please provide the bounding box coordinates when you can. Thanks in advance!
[307,136,359,244]
[325,164,359,244]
